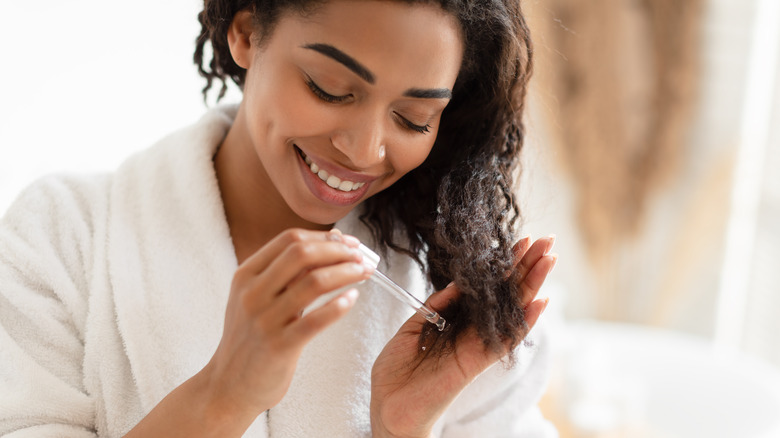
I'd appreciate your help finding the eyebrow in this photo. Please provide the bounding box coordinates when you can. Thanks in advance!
[303,43,375,84]
[302,43,453,100]
[403,88,453,99]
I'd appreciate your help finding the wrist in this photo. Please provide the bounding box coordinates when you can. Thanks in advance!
[370,403,434,438]
[192,362,262,435]
[370,426,435,438]
[122,365,261,438]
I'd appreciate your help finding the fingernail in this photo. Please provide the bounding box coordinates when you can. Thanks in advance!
[346,261,365,275]
[349,247,363,262]
[548,253,558,273]
[446,281,456,288]
[327,230,343,242]
[337,289,359,308]
[362,261,376,275]
[546,234,557,254]
[513,235,531,256]
[342,234,361,247]
[541,297,550,314]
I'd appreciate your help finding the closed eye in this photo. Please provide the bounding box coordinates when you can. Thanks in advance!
[306,75,430,134]
[393,112,431,134]
[305,77,351,103]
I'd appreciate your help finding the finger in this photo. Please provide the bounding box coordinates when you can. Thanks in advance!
[269,261,371,325]
[522,298,549,335]
[519,253,557,307]
[424,281,460,312]
[286,288,360,345]
[250,239,365,301]
[515,234,555,282]
[510,235,533,271]
[240,228,361,276]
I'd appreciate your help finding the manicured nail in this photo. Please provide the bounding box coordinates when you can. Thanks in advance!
[327,229,343,242]
[362,260,376,274]
[351,261,369,275]
[541,297,550,314]
[546,234,557,254]
[548,253,558,273]
[349,247,363,262]
[342,234,361,247]
[337,289,359,308]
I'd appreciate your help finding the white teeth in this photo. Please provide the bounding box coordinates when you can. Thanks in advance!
[300,149,366,192]
[326,175,340,189]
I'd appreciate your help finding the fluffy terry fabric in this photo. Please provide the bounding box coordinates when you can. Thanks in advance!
[0,105,557,437]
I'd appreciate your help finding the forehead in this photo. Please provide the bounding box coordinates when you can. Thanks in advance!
[270,0,464,87]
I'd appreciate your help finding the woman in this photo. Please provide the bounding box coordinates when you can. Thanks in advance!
[0,0,558,436]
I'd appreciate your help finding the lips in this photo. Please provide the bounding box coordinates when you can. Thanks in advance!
[294,145,375,206]
[298,149,366,192]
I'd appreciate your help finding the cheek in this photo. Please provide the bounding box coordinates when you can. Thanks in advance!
[261,78,339,138]
[390,139,436,176]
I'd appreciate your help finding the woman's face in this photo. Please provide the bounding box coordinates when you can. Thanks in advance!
[237,0,463,225]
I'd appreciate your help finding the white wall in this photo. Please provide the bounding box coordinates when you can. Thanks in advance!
[0,1,242,214]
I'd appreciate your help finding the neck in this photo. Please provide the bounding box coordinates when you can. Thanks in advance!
[214,105,330,264]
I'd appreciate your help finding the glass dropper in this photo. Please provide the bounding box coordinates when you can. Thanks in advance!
[358,244,446,331]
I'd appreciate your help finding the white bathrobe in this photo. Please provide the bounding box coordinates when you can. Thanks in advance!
[0,106,557,437]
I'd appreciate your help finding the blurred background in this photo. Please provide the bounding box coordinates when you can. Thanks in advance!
[521,0,780,436]
[1,0,779,437]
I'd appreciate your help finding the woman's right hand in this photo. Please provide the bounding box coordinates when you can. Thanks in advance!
[199,228,372,422]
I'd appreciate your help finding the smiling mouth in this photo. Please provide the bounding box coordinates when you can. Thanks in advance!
[296,147,367,192]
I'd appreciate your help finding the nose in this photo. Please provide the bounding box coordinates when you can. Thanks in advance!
[330,109,388,169]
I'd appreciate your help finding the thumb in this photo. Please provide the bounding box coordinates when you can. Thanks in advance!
[425,281,459,312]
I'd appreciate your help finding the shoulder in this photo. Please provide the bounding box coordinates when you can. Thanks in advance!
[1,173,112,286]
[2,173,112,244]
[0,173,114,341]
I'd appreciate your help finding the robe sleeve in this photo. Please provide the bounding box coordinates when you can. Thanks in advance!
[0,175,105,437]
[440,324,559,438]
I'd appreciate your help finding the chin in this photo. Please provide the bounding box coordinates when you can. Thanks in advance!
[292,202,356,228]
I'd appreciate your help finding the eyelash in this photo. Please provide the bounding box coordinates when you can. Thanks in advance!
[305,77,350,104]
[394,113,431,134]
[305,77,431,135]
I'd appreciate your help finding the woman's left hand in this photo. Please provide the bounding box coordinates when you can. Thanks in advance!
[370,235,557,438]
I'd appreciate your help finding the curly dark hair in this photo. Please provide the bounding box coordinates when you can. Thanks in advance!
[194,0,533,362]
